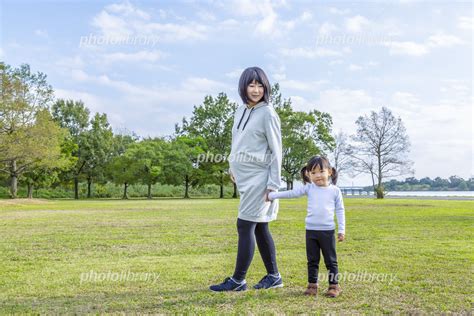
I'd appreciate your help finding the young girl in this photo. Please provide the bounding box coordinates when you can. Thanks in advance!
[267,156,345,297]
[209,67,283,292]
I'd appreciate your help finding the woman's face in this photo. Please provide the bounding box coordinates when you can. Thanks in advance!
[246,80,264,106]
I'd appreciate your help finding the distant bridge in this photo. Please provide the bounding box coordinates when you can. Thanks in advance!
[339,186,372,196]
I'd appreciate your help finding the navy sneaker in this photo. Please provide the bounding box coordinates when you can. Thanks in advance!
[209,277,247,292]
[253,274,283,289]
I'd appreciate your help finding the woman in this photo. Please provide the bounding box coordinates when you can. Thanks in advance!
[210,67,283,292]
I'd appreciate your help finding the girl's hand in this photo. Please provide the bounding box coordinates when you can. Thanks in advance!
[337,233,345,242]
[265,189,274,202]
[229,170,235,183]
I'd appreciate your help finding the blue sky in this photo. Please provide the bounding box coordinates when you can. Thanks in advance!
[1,0,473,186]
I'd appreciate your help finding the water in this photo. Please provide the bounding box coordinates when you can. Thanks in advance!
[385,191,474,197]
[345,191,474,197]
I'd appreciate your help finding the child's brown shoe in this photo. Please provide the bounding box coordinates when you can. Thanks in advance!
[326,284,342,297]
[304,283,318,296]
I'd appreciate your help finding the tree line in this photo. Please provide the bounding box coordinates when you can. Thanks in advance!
[1,62,421,199]
[376,176,474,191]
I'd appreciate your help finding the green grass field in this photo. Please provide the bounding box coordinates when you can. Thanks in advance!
[0,198,472,314]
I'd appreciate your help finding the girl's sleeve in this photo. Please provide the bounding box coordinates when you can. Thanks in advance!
[264,109,282,191]
[335,187,346,234]
[269,184,308,200]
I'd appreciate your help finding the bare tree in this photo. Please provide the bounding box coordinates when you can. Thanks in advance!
[330,131,352,178]
[348,107,413,198]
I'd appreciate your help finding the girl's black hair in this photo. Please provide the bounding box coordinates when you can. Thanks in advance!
[300,156,338,185]
[238,67,271,105]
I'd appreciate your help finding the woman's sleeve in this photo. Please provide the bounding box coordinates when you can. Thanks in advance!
[264,110,282,191]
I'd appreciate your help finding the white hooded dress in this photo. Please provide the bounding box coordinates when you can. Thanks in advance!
[229,101,282,222]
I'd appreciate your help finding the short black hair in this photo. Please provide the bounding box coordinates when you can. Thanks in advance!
[238,67,271,105]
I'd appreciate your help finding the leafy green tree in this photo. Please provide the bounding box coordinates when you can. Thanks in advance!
[0,63,68,198]
[22,136,77,198]
[106,132,140,199]
[107,154,141,199]
[83,113,114,198]
[419,177,433,186]
[51,99,90,199]
[448,175,463,188]
[432,177,449,190]
[160,136,206,198]
[126,138,165,199]
[176,93,237,198]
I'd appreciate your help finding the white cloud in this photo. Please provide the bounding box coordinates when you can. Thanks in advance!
[256,12,278,36]
[329,59,343,66]
[345,15,370,33]
[457,16,474,30]
[391,91,421,112]
[69,69,231,104]
[227,0,308,38]
[349,64,363,71]
[279,79,329,92]
[329,7,350,15]
[103,50,166,63]
[219,19,240,29]
[105,1,150,20]
[91,2,208,43]
[288,95,314,112]
[92,10,132,39]
[226,68,244,79]
[62,69,235,137]
[385,32,465,56]
[229,0,278,36]
[182,77,231,92]
[273,73,286,81]
[426,33,464,48]
[318,22,338,36]
[54,88,109,115]
[300,11,312,22]
[386,41,429,56]
[280,47,343,58]
[196,10,217,21]
[389,88,472,179]
[34,29,48,38]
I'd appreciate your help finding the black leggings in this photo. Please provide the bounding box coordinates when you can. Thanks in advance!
[232,218,278,281]
[306,230,339,284]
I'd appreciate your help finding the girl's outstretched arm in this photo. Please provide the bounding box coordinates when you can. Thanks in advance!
[268,184,308,200]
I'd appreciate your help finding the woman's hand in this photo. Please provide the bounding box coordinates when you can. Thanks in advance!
[265,189,274,202]
[337,233,345,242]
[229,169,235,183]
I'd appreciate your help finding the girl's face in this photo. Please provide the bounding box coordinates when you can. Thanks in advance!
[246,80,264,106]
[307,165,332,187]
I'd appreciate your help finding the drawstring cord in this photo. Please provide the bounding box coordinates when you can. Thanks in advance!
[236,108,247,130]
[242,108,254,131]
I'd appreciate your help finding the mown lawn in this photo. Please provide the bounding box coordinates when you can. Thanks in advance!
[0,198,472,314]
